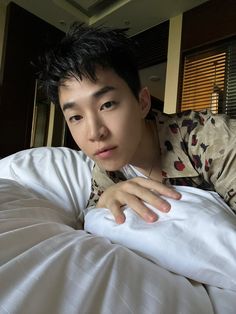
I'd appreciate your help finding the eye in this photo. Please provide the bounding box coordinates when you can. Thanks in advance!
[100,101,117,111]
[68,115,82,123]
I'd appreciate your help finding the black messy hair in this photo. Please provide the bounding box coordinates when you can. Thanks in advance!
[38,22,141,106]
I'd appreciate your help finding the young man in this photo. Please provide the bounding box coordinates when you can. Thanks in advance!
[39,23,236,224]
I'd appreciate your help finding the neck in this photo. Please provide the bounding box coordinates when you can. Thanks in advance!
[131,120,162,179]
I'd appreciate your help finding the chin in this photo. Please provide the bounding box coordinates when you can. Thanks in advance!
[98,160,124,172]
[102,165,120,172]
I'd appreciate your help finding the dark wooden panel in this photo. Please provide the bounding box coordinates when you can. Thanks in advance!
[0,2,64,157]
[132,21,169,69]
[182,0,236,52]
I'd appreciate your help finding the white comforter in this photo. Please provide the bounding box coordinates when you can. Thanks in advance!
[85,186,236,290]
[0,147,235,314]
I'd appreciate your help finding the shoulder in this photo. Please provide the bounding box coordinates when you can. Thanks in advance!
[154,109,211,127]
[154,109,234,137]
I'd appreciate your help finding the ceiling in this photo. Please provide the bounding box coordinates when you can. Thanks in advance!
[1,0,208,36]
[0,0,209,100]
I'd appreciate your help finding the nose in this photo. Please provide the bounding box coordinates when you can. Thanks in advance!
[87,116,108,142]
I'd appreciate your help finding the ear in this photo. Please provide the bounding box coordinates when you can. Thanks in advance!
[139,87,151,118]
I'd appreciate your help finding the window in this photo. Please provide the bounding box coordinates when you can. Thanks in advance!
[179,40,236,118]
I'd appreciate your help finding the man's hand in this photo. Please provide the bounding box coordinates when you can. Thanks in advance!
[96,177,181,224]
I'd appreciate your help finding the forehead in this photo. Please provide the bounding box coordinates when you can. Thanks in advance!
[58,67,130,101]
[60,67,123,89]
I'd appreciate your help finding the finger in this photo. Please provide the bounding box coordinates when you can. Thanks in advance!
[153,184,182,200]
[131,177,182,200]
[141,189,171,212]
[109,201,126,224]
[121,181,170,212]
[122,194,158,223]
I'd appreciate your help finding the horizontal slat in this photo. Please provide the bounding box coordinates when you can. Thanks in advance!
[179,40,236,117]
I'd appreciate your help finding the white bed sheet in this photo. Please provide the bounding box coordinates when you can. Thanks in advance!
[0,178,213,314]
[0,147,235,313]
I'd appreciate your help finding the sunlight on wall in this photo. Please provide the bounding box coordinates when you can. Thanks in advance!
[164,14,182,113]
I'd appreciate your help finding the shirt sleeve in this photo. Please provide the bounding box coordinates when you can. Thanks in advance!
[179,110,236,211]
[86,164,116,209]
[86,164,127,209]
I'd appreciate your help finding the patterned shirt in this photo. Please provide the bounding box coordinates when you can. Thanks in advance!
[88,109,236,212]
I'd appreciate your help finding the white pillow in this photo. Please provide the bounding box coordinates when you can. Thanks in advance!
[84,185,236,291]
[0,178,75,227]
[0,147,93,216]
[0,178,215,314]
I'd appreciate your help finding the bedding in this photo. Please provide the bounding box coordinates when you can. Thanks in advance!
[84,185,236,291]
[0,147,93,220]
[0,147,235,314]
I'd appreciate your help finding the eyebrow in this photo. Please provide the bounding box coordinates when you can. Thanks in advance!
[62,85,116,112]
[93,85,116,98]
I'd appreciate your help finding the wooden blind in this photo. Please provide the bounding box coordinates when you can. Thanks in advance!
[179,40,236,118]
[179,47,226,113]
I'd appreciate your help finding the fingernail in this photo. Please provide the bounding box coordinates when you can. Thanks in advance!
[162,204,171,212]
[116,215,125,224]
[174,193,182,199]
[145,213,158,222]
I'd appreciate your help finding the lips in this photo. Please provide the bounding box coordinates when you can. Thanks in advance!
[94,146,117,159]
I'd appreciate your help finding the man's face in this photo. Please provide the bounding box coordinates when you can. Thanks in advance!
[58,67,150,171]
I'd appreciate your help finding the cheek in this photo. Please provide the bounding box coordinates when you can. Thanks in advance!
[67,124,88,153]
[119,108,142,133]
[113,112,142,147]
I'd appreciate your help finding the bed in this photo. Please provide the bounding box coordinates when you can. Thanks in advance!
[0,147,235,314]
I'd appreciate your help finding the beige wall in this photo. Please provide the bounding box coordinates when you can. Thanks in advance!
[0,2,7,70]
[164,14,183,113]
